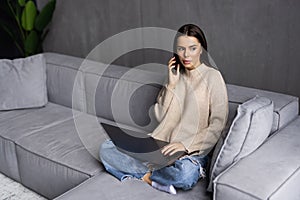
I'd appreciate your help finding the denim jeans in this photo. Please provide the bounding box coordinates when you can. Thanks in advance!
[99,140,208,190]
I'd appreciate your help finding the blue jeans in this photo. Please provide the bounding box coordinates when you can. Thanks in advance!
[99,140,208,190]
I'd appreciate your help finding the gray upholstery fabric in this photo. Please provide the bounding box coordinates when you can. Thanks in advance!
[0,103,74,183]
[0,102,104,199]
[0,103,78,141]
[44,53,299,133]
[16,116,104,199]
[0,54,48,110]
[44,52,164,133]
[1,53,299,200]
[54,172,212,200]
[208,96,274,191]
[0,109,30,182]
[0,109,31,123]
[214,116,300,200]
[44,53,85,111]
[206,102,238,190]
[0,138,20,182]
[0,108,36,182]
[10,104,104,199]
[227,84,298,133]
[85,64,164,132]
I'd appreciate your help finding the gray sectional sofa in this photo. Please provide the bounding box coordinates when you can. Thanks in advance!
[0,52,299,200]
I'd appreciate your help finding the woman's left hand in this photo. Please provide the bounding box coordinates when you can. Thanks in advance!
[162,142,187,156]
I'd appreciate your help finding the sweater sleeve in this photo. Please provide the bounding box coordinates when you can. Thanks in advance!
[153,84,175,122]
[184,71,228,155]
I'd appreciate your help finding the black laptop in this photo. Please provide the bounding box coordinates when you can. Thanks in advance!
[100,123,185,167]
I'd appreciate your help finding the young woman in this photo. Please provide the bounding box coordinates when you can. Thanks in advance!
[99,24,228,194]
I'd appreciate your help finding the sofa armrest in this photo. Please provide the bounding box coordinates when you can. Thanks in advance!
[227,84,299,133]
[213,116,300,200]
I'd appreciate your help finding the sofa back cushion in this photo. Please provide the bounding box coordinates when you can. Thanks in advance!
[44,53,85,111]
[207,96,274,191]
[0,54,48,111]
[44,53,298,133]
[44,53,166,132]
[84,63,165,132]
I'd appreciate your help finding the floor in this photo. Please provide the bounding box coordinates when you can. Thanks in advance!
[0,173,45,200]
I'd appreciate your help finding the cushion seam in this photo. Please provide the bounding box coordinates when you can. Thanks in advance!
[84,71,162,89]
[53,173,104,199]
[42,57,48,104]
[15,144,100,177]
[269,166,300,199]
[13,115,102,176]
[229,98,298,113]
[0,108,57,141]
[46,61,81,71]
[47,61,162,89]
[231,111,252,162]
[277,98,298,112]
[0,114,102,180]
[12,115,76,143]
[277,100,298,130]
[274,110,280,132]
[0,110,35,126]
[0,134,17,145]
[215,182,262,200]
[0,136,21,182]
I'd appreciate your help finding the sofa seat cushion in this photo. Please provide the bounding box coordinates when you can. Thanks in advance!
[227,84,298,133]
[55,172,212,200]
[214,116,300,200]
[0,103,78,182]
[14,110,105,199]
[0,102,105,199]
[0,103,79,142]
[0,109,33,124]
[0,108,35,182]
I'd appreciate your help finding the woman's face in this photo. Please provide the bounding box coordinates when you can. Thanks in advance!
[176,35,202,70]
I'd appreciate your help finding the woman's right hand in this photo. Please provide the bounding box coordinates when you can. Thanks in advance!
[167,57,180,89]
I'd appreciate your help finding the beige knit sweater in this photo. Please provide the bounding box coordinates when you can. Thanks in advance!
[151,63,228,156]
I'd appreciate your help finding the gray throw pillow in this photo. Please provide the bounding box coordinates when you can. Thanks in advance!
[0,54,48,110]
[207,96,274,191]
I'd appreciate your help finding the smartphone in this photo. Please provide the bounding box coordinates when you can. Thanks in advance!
[172,53,180,74]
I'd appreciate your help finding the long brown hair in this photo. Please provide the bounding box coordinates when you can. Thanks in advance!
[173,24,208,72]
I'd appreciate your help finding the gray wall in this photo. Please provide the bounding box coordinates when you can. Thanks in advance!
[38,0,300,103]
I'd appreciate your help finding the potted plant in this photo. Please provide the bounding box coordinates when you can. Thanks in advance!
[0,0,56,57]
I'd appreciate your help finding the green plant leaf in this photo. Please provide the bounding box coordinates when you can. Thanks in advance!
[16,2,22,19]
[35,0,56,32]
[21,0,37,31]
[24,30,39,56]
[18,0,26,7]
